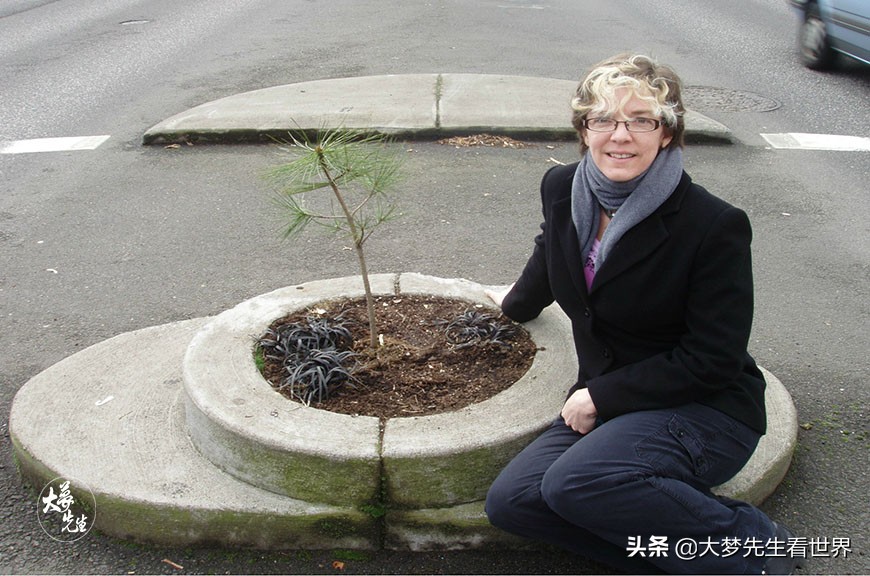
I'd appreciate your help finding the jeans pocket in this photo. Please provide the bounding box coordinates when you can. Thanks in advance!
[667,415,712,477]
[636,415,713,482]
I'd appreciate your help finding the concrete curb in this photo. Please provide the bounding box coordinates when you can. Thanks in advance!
[10,275,795,550]
[141,74,733,145]
[711,366,799,504]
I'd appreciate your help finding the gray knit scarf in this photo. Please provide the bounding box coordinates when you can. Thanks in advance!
[571,146,684,271]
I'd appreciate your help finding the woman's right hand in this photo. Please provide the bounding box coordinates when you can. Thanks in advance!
[484,283,515,308]
[561,388,598,434]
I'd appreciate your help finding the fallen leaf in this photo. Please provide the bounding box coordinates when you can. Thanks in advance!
[332,560,346,571]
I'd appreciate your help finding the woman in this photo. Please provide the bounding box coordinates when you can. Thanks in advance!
[484,54,799,574]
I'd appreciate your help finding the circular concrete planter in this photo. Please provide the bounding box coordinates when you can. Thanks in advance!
[12,272,796,550]
[182,273,577,508]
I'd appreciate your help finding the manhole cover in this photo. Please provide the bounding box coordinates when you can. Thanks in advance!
[683,86,781,113]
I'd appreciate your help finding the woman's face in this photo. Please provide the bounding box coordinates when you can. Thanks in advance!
[582,90,673,182]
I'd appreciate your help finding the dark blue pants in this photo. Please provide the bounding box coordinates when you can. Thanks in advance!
[485,402,776,574]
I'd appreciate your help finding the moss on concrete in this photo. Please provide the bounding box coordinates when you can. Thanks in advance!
[93,496,379,550]
[382,432,537,509]
[185,399,382,507]
[11,430,379,550]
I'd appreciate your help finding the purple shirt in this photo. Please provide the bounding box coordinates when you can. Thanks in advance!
[584,237,601,291]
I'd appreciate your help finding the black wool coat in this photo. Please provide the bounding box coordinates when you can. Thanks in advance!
[502,161,767,434]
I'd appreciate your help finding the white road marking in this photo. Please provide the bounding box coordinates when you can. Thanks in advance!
[761,133,870,151]
[0,135,110,154]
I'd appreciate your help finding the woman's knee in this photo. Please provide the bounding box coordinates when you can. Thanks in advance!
[484,474,519,530]
[485,468,557,535]
[484,474,528,530]
[539,466,576,516]
[540,458,639,524]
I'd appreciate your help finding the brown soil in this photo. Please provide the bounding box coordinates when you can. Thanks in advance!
[259,294,537,419]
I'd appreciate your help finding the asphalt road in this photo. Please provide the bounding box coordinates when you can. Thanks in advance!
[1,0,868,574]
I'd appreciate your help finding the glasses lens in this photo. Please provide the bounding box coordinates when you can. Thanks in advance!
[586,118,615,132]
[628,118,659,132]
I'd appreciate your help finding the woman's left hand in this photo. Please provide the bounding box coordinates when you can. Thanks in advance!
[561,388,598,434]
[483,283,515,308]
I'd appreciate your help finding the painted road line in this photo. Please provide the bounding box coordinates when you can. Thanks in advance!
[761,133,870,152]
[0,135,111,154]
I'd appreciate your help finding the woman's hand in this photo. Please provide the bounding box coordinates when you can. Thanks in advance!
[484,283,515,308]
[561,388,598,434]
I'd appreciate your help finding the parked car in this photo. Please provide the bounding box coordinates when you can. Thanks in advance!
[788,0,870,69]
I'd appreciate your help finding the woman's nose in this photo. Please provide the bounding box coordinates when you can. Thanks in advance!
[610,123,632,140]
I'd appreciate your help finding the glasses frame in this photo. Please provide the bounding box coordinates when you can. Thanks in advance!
[582,117,663,133]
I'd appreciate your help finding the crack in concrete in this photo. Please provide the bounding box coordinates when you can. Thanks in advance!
[434,74,443,129]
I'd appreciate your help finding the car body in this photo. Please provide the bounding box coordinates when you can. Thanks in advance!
[788,0,870,69]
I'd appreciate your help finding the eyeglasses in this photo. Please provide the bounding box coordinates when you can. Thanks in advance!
[582,117,662,133]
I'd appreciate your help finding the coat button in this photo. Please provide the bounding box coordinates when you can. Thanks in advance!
[602,348,611,358]
[583,307,591,317]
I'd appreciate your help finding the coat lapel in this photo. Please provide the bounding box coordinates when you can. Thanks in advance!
[590,173,690,294]
[551,195,591,302]
[589,215,669,293]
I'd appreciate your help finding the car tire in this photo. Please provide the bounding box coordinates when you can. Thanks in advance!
[799,6,834,69]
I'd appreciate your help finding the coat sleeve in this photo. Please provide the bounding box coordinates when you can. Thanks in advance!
[500,167,560,322]
[586,205,756,418]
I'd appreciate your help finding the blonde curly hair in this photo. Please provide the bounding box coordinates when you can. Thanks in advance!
[571,53,685,154]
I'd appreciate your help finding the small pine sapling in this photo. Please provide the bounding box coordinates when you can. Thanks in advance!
[267,129,405,350]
